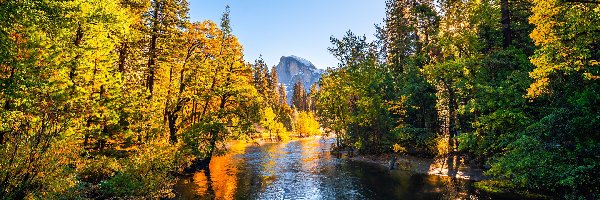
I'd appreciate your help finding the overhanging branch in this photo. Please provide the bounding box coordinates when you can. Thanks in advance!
[563,0,600,4]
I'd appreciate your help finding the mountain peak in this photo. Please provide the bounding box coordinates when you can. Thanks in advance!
[285,55,315,68]
[275,56,323,105]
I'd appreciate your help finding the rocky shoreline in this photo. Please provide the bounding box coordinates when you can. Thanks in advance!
[234,137,488,181]
[348,153,488,181]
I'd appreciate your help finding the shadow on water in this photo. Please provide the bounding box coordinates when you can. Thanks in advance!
[173,137,532,200]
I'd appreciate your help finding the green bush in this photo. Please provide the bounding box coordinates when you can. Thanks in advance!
[392,126,437,154]
[78,156,121,184]
[488,107,600,199]
[97,141,184,199]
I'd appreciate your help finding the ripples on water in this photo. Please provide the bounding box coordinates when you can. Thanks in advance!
[174,137,516,200]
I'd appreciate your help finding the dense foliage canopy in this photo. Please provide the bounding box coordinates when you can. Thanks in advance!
[0,1,317,199]
[1,0,598,199]
[316,0,599,198]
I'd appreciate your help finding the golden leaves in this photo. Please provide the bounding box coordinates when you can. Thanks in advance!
[526,77,550,99]
[393,143,407,153]
[527,0,600,98]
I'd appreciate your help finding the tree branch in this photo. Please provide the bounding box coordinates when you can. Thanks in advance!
[563,0,600,4]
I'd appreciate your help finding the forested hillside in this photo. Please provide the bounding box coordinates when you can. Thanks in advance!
[316,0,599,198]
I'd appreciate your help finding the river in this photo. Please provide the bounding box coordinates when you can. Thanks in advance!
[173,137,526,199]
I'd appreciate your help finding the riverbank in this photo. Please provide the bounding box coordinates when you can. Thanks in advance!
[175,136,499,199]
[234,136,487,181]
[348,153,487,181]
[222,135,325,152]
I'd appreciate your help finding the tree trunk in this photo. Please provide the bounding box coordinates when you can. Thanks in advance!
[0,130,4,145]
[146,1,160,99]
[117,43,128,74]
[501,0,512,48]
[446,80,457,153]
[167,113,178,144]
[205,129,218,166]
[69,24,83,83]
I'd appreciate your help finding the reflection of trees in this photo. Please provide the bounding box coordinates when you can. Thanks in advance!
[235,142,282,197]
[440,177,474,200]
[192,170,210,196]
[260,143,281,189]
[260,140,314,198]
[191,141,249,199]
[300,139,320,171]
[446,154,460,178]
[184,138,482,200]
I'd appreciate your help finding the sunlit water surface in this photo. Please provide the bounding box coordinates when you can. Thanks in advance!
[173,137,520,200]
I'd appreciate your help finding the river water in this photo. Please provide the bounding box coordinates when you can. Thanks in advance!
[173,137,520,200]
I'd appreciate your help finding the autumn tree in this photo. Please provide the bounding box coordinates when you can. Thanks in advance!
[268,66,293,129]
[316,68,352,146]
[179,7,260,166]
[294,111,321,137]
[0,0,146,198]
[0,2,259,198]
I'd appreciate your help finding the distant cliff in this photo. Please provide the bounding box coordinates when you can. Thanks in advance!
[275,55,323,104]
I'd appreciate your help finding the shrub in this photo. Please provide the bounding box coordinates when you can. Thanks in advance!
[98,140,184,199]
[78,156,121,184]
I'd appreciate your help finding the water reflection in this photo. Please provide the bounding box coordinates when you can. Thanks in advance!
[174,137,513,200]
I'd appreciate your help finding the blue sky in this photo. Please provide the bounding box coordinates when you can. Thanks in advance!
[188,1,386,69]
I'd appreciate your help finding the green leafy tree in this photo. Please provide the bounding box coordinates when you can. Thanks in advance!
[318,31,396,153]
[484,0,600,197]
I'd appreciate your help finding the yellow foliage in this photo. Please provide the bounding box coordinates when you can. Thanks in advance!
[527,0,600,98]
[435,136,451,157]
[274,122,290,141]
[393,143,407,153]
[294,111,321,137]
